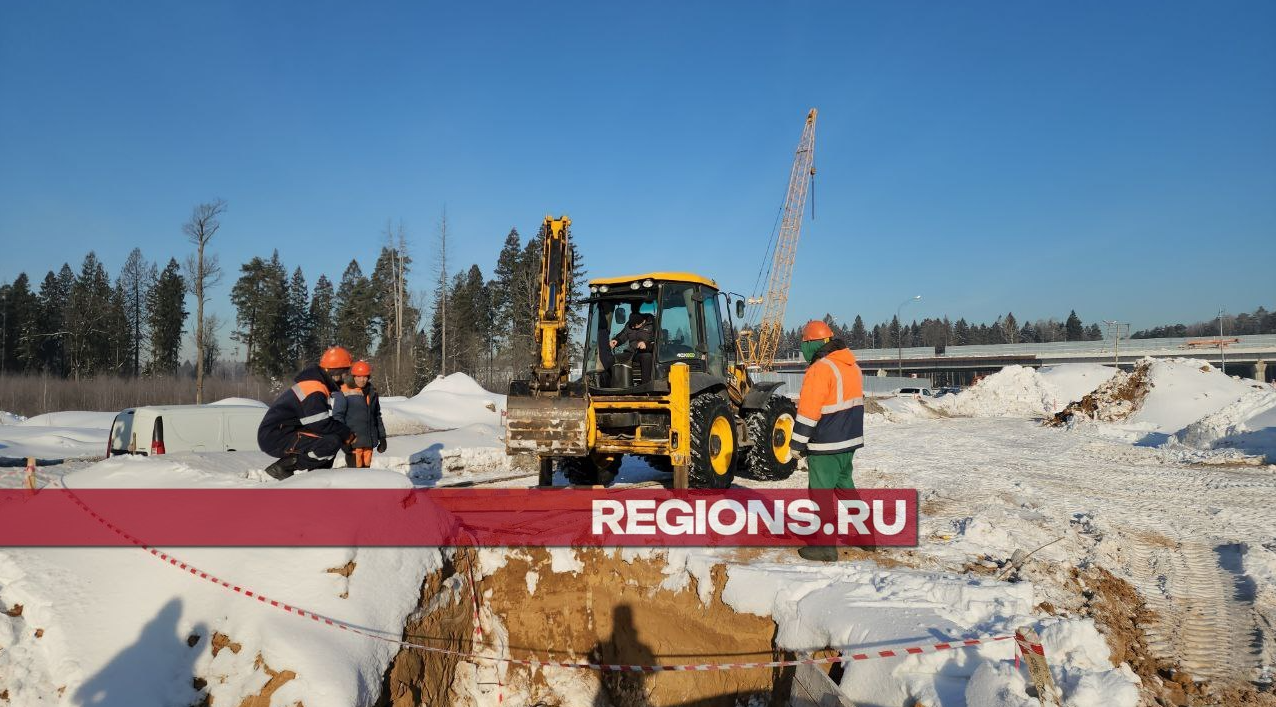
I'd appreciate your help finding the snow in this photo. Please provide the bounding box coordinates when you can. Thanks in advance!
[1175,388,1276,461]
[379,373,504,435]
[0,424,108,462]
[209,397,268,407]
[18,411,117,429]
[0,457,439,707]
[721,561,1138,707]
[1127,358,1257,434]
[0,410,24,425]
[1037,364,1118,405]
[936,364,1115,419]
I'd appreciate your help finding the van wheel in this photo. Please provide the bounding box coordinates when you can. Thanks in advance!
[560,454,620,486]
[688,394,736,489]
[745,395,798,481]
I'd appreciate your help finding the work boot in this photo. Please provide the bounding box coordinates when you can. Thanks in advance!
[264,456,298,481]
[797,546,838,562]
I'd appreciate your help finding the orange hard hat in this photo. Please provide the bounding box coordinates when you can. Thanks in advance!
[351,360,372,376]
[802,320,835,342]
[319,346,354,369]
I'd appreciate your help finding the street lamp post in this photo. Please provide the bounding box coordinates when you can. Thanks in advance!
[1218,308,1226,375]
[897,295,921,378]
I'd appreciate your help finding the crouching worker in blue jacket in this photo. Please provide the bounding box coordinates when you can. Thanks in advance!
[257,346,356,480]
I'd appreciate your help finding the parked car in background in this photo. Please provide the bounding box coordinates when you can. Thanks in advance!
[895,387,934,399]
[933,386,963,397]
[107,404,266,457]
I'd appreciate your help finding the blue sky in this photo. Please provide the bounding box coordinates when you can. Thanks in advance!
[2,1,1273,354]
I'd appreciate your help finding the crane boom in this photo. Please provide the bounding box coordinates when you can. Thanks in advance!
[532,215,574,391]
[750,108,817,369]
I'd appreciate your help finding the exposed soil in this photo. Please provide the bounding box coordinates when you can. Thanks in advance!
[1047,359,1153,426]
[377,551,475,707]
[483,548,782,706]
[1073,566,1276,707]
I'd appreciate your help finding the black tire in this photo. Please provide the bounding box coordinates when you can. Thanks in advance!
[559,455,620,486]
[744,394,798,481]
[689,394,736,489]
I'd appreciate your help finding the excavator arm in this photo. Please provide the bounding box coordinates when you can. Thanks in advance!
[505,215,590,481]
[532,215,573,391]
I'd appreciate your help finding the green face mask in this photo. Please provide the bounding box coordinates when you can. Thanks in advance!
[801,339,825,363]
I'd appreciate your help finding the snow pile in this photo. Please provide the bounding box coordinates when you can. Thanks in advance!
[722,561,1139,707]
[1127,358,1259,433]
[1037,364,1119,404]
[380,373,504,435]
[0,410,24,425]
[1054,358,1266,450]
[0,457,439,707]
[871,395,945,422]
[209,397,267,408]
[1175,388,1276,461]
[937,364,1116,419]
[18,410,117,429]
[937,366,1065,418]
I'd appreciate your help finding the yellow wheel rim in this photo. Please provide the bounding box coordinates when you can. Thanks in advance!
[709,415,734,476]
[772,413,794,464]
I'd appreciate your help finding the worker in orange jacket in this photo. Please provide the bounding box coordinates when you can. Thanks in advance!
[791,320,865,561]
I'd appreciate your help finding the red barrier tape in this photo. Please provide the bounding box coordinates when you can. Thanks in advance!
[57,479,1026,673]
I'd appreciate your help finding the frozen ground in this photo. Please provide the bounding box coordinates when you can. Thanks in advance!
[3,366,1275,705]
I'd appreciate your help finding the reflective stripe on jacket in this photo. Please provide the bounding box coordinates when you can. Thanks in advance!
[791,347,865,456]
[257,364,352,457]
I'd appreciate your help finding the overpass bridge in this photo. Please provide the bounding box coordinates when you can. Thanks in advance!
[773,334,1276,387]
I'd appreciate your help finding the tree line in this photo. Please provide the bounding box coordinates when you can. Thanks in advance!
[776,310,1108,357]
[0,205,583,398]
[1131,306,1276,339]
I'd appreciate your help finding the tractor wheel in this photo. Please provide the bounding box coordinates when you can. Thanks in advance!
[560,454,621,486]
[688,394,736,489]
[745,395,798,481]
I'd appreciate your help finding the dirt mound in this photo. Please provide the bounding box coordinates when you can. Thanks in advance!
[379,549,785,706]
[1047,359,1153,427]
[484,548,781,706]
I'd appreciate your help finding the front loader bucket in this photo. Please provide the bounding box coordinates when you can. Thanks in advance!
[505,394,589,457]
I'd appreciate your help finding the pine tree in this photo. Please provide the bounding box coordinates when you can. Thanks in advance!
[147,258,187,375]
[953,318,970,346]
[309,275,336,357]
[849,315,869,349]
[66,252,114,378]
[334,259,374,357]
[107,282,131,374]
[1003,312,1019,344]
[118,248,151,376]
[1085,323,1103,341]
[1065,310,1084,341]
[287,267,312,369]
[230,256,269,373]
[35,268,70,374]
[231,253,290,377]
[1,274,39,372]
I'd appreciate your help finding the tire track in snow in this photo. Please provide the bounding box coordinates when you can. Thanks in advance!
[835,417,1275,687]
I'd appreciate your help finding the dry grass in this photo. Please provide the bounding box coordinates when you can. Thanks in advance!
[0,373,277,417]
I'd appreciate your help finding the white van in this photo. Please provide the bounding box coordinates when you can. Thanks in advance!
[895,387,934,400]
[107,405,267,457]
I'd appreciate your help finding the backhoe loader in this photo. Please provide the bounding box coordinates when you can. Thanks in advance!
[505,216,798,489]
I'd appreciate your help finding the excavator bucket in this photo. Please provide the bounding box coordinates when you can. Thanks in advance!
[505,393,590,457]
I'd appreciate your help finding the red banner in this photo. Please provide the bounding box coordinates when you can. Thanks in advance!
[0,488,917,547]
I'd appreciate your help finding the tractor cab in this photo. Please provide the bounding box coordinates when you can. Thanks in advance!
[582,272,734,392]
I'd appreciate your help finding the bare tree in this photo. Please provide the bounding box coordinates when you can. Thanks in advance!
[434,209,449,376]
[383,219,410,386]
[183,199,226,403]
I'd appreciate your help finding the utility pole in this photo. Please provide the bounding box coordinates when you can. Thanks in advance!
[1103,320,1129,369]
[1218,308,1226,375]
[897,295,921,378]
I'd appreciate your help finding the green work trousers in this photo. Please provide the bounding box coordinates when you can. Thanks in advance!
[806,450,856,490]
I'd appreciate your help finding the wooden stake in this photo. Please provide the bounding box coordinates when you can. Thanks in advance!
[24,457,38,492]
[1016,626,1061,706]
